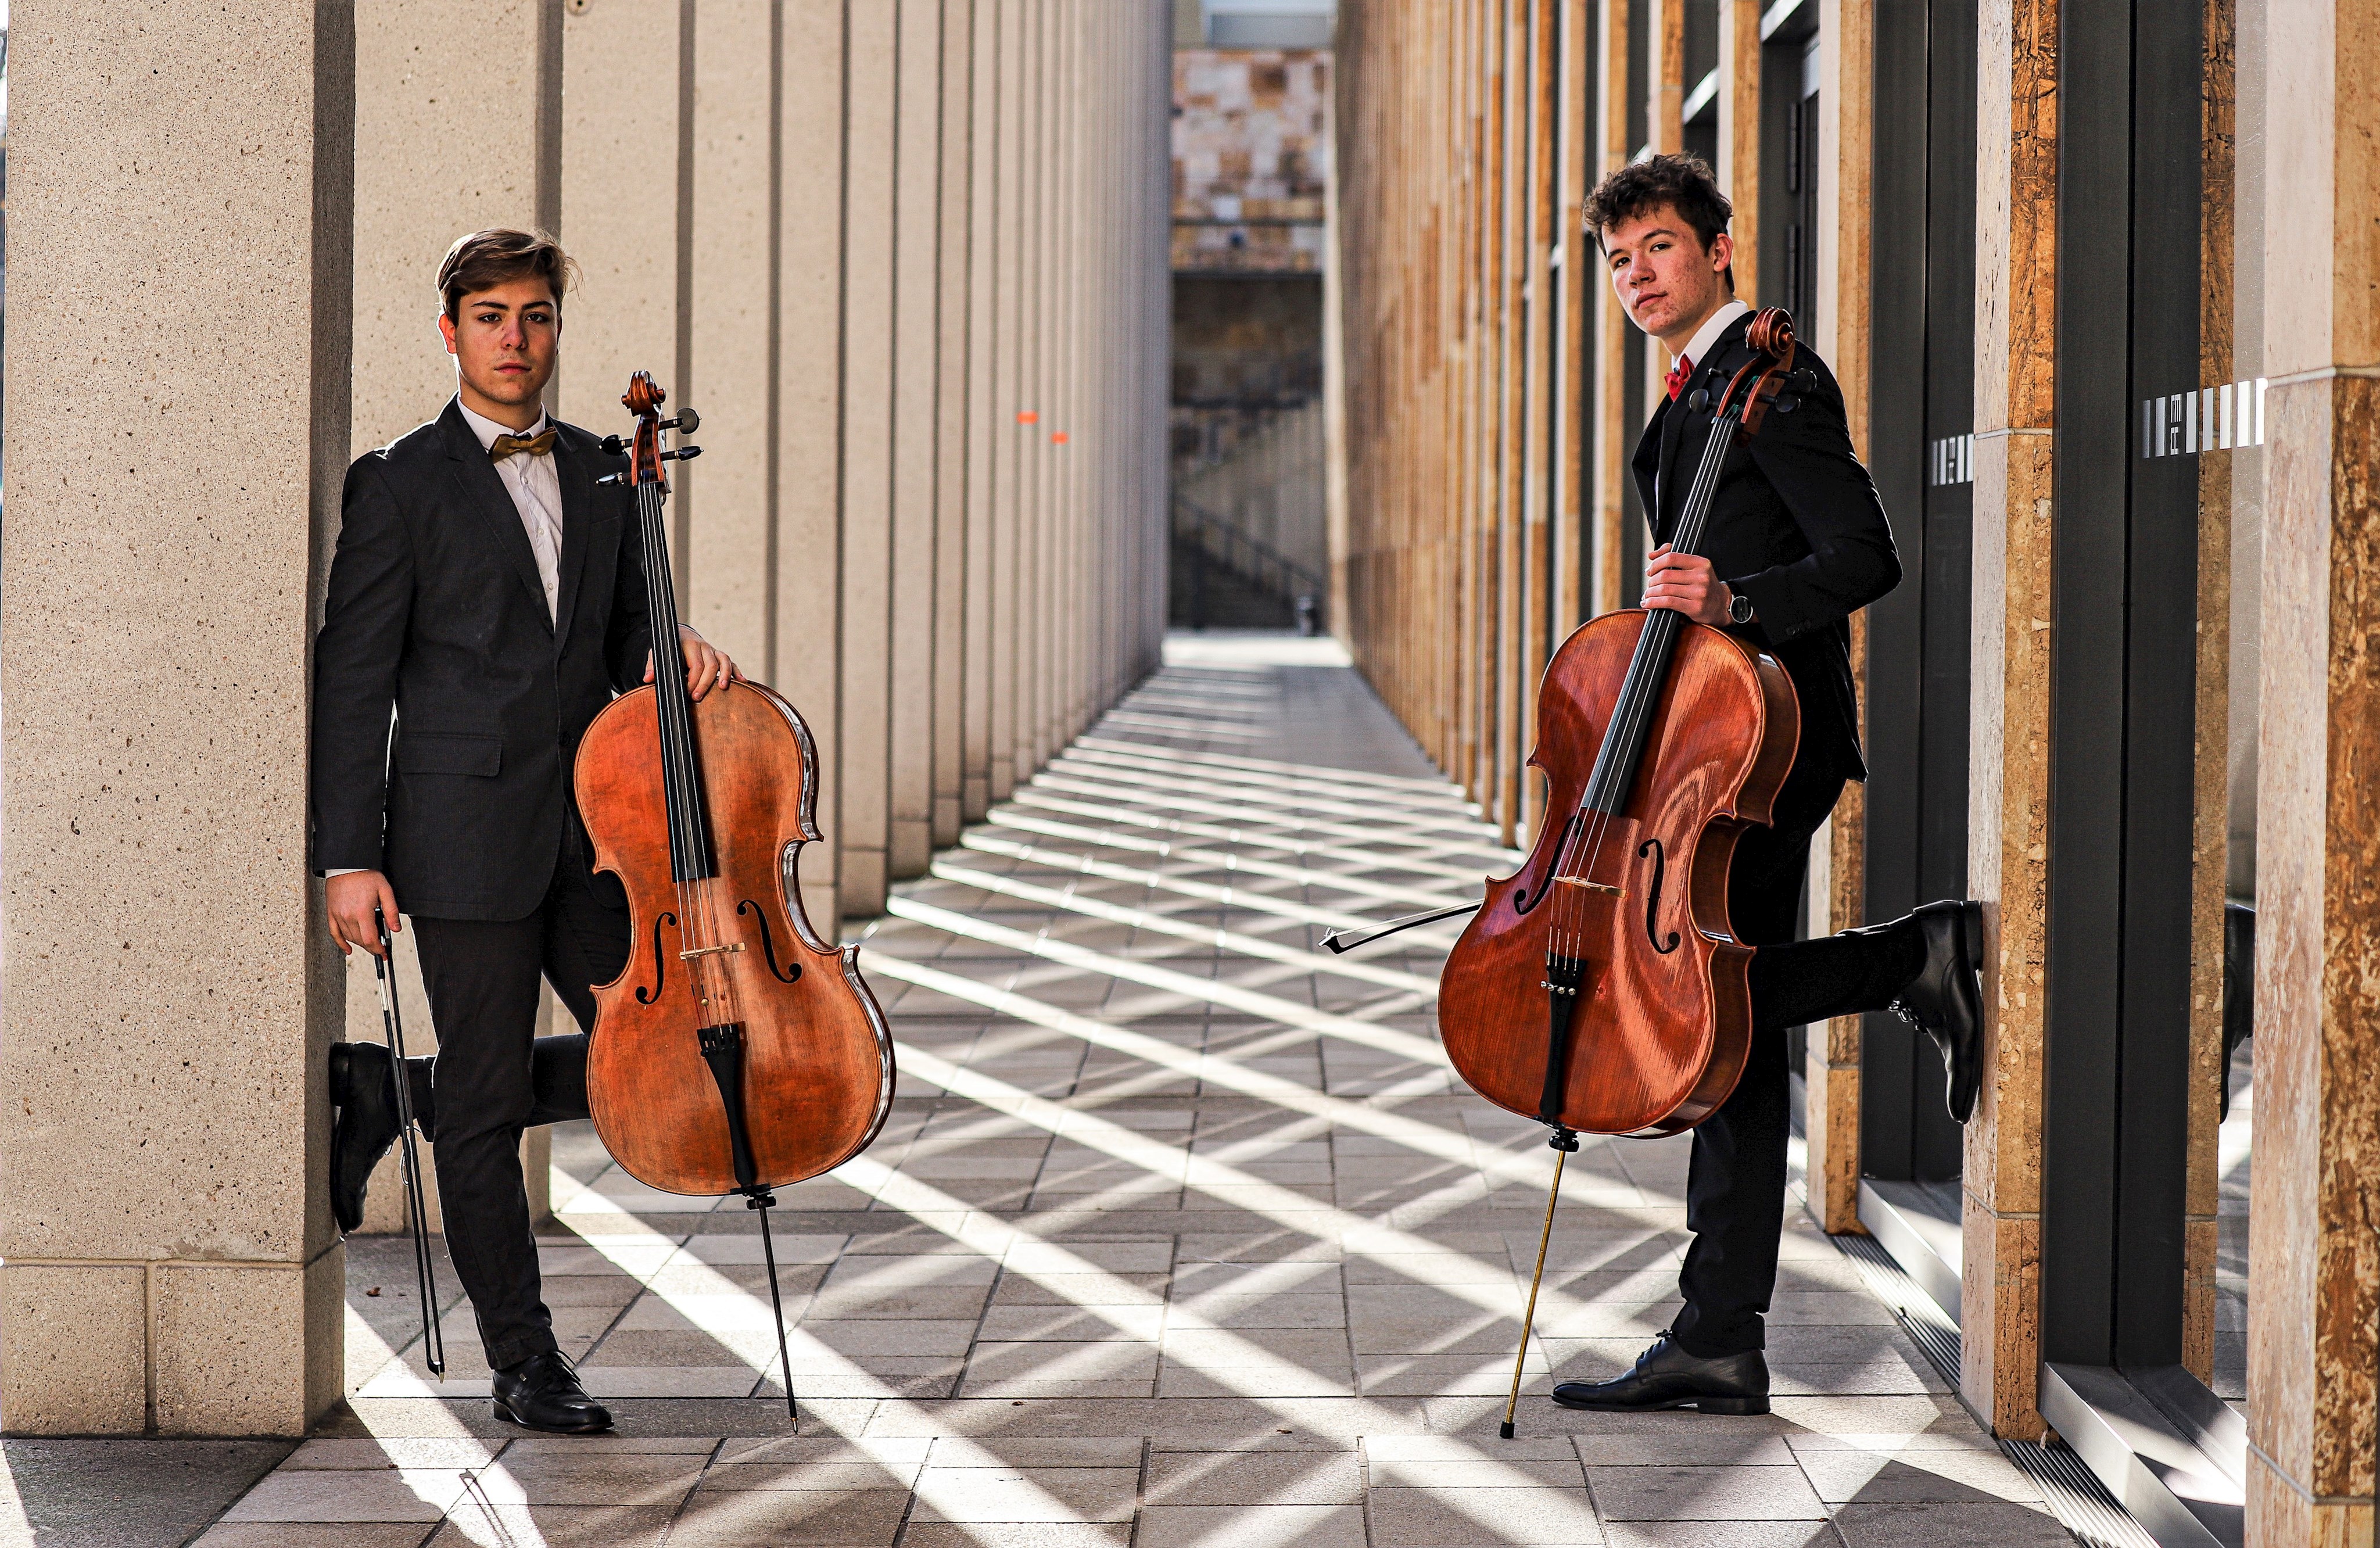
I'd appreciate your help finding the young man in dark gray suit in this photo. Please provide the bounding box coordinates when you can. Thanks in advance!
[313,229,740,1434]
[1546,156,1984,1418]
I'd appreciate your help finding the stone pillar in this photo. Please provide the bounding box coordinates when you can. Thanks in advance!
[890,0,948,883]
[836,0,899,918]
[1958,0,2058,1443]
[961,0,1002,822]
[1590,0,1632,617]
[686,0,782,678]
[988,0,1027,804]
[1716,0,1761,301]
[2243,2,2380,1538]
[933,0,980,848]
[0,1,354,1436]
[1801,0,1877,1240]
[777,0,849,934]
[347,0,562,1244]
[557,2,686,464]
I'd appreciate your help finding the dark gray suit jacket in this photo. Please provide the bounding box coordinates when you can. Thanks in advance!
[310,398,653,920]
[1632,311,1901,780]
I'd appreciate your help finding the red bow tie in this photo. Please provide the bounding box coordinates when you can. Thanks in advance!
[1665,354,1694,401]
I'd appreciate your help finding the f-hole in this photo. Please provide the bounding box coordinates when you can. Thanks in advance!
[737,900,804,983]
[635,910,678,1004]
[1636,840,1681,955]
[1514,814,1582,914]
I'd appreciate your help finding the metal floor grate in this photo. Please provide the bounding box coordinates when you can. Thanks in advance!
[1827,1224,2160,1548]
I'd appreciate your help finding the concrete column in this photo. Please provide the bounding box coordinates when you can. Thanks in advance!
[557,2,686,457]
[837,0,900,918]
[778,0,849,933]
[1590,0,1632,618]
[962,0,1002,821]
[2243,3,2380,1538]
[1957,0,2059,1443]
[686,0,783,678]
[933,0,980,847]
[347,0,562,1239]
[0,1,354,1436]
[988,0,1026,803]
[889,0,947,883]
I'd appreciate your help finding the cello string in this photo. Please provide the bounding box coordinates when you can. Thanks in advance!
[1544,390,1742,955]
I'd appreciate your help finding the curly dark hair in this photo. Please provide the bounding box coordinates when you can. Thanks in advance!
[1582,152,1734,289]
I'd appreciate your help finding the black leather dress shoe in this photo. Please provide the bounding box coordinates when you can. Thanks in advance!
[1886,900,1986,1125]
[1550,1331,1769,1415]
[492,1350,613,1434]
[327,1044,436,1234]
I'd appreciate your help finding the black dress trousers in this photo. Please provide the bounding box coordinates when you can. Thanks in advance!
[410,852,630,1371]
[1666,755,1845,1360]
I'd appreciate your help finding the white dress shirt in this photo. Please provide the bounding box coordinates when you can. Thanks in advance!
[458,399,566,624]
[1672,298,1751,379]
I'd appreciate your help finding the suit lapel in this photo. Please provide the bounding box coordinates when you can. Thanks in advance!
[1655,310,1759,535]
[440,400,554,634]
[1655,390,1690,536]
[551,431,598,649]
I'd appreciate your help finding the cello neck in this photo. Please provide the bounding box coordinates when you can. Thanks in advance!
[1578,417,1738,815]
[619,373,716,884]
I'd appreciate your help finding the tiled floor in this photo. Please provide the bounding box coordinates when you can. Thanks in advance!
[207,631,2074,1546]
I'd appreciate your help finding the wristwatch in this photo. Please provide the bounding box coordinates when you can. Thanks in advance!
[1727,589,1757,625]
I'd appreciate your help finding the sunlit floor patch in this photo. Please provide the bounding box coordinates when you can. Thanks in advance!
[234,632,2072,1547]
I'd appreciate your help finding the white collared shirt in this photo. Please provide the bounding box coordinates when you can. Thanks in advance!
[458,399,565,624]
[1672,298,1752,380]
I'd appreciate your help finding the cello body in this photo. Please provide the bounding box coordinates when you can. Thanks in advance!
[1436,611,1797,1135]
[577,678,893,1196]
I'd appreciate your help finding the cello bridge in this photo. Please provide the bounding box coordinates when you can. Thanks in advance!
[679,943,747,961]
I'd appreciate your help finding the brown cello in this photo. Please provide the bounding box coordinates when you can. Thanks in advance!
[576,371,894,1427]
[1437,310,1806,1435]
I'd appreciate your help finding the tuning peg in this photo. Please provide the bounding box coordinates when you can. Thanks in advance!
[1686,388,1709,411]
[600,433,629,456]
[660,445,702,463]
[665,408,700,434]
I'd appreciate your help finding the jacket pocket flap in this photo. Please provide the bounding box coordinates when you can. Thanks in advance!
[396,732,503,777]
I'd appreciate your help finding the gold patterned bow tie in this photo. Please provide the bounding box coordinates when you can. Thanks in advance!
[488,428,558,462]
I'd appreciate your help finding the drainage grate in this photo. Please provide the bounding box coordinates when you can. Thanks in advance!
[2001,1435,2165,1548]
[1825,1227,2160,1548]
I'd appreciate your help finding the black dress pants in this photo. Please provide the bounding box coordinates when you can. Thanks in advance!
[411,855,628,1370]
[1666,755,1845,1360]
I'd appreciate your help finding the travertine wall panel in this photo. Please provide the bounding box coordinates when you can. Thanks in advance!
[1959,0,2058,1445]
[2246,8,2380,1530]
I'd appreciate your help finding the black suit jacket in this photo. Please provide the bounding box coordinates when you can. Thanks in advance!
[1632,311,1899,779]
[310,399,653,920]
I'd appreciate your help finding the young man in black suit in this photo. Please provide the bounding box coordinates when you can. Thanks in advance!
[312,229,741,1434]
[1546,156,1984,1417]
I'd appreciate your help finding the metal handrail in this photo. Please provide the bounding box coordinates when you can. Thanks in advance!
[1170,494,1325,605]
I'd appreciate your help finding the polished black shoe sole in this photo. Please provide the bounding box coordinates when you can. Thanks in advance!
[1549,1391,1769,1416]
[491,1396,614,1434]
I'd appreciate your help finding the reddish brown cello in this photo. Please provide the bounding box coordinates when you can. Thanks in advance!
[1357,311,1808,1436]
[576,371,894,1427]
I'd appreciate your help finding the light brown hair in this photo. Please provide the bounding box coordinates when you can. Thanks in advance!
[435,228,578,320]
